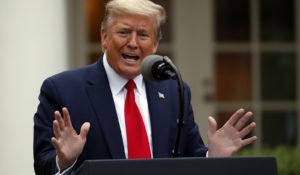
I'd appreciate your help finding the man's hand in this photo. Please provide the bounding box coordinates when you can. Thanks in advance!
[207,108,257,157]
[51,107,90,171]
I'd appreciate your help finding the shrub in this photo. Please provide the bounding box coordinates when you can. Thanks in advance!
[237,146,300,175]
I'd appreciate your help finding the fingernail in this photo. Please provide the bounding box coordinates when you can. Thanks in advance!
[239,108,244,113]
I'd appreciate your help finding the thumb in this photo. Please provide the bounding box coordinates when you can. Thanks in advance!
[208,116,217,136]
[80,122,90,139]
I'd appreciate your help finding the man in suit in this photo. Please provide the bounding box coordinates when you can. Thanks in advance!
[33,0,257,174]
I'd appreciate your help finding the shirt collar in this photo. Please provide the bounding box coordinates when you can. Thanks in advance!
[103,53,145,96]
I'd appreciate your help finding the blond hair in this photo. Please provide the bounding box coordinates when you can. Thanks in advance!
[101,0,166,40]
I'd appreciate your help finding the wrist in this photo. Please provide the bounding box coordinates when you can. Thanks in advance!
[57,156,76,172]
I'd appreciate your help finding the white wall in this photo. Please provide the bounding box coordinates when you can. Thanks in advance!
[0,0,68,174]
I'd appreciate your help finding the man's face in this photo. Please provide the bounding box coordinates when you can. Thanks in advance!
[101,15,159,79]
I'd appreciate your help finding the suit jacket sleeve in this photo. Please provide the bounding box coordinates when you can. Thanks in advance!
[34,78,62,175]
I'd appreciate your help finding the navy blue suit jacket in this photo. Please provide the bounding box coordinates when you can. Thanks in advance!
[33,57,208,175]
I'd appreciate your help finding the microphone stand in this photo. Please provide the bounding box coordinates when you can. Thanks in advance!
[162,56,185,158]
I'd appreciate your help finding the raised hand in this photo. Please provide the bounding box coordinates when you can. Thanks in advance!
[207,108,257,157]
[51,107,90,171]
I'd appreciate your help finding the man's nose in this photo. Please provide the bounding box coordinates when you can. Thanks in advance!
[127,33,138,49]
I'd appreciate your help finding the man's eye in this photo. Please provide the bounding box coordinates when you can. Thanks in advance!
[117,31,129,37]
[139,32,150,39]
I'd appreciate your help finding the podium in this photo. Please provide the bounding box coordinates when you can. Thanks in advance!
[74,157,278,175]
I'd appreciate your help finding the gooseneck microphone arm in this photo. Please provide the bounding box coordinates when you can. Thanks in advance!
[162,56,185,158]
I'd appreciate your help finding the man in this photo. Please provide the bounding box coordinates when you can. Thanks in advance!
[33,0,257,174]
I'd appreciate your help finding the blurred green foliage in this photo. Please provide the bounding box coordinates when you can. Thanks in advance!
[237,146,300,175]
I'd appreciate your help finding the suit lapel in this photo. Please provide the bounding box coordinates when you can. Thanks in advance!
[146,81,172,158]
[86,58,125,159]
[85,58,173,158]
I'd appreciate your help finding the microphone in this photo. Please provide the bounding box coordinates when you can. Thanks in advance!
[141,54,185,158]
[141,55,177,82]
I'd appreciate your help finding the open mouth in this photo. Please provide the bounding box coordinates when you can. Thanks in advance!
[122,53,140,62]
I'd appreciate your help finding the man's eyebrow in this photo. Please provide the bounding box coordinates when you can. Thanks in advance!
[116,22,131,27]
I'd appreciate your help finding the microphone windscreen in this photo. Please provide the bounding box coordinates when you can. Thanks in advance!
[141,55,164,82]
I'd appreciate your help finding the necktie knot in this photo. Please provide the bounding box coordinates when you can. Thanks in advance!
[125,79,135,91]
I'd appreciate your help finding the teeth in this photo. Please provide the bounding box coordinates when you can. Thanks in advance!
[122,54,139,61]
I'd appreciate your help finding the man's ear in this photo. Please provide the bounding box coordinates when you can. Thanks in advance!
[101,29,108,49]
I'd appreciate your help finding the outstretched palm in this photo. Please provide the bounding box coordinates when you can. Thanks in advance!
[51,107,90,170]
[207,109,257,157]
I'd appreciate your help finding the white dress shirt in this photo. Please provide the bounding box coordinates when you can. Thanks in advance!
[103,53,153,158]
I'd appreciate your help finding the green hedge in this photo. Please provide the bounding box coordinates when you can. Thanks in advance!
[237,146,300,175]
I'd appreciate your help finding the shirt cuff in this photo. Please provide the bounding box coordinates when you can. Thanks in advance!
[55,156,77,175]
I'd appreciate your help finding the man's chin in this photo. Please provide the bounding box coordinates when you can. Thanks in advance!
[120,69,140,80]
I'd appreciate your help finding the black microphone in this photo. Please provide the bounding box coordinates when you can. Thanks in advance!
[141,54,185,158]
[141,55,176,82]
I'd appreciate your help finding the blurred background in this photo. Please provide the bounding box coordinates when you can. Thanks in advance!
[0,0,299,174]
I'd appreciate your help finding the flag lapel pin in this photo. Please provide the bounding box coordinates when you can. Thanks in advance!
[158,92,165,99]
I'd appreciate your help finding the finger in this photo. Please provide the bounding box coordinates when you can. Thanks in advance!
[55,111,64,130]
[241,136,257,147]
[235,111,253,131]
[51,137,64,158]
[225,108,245,126]
[51,137,60,152]
[240,122,256,138]
[208,116,217,136]
[53,120,61,138]
[80,122,91,140]
[62,107,73,128]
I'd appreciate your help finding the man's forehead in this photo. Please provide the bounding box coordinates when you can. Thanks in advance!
[111,15,155,25]
[114,22,150,29]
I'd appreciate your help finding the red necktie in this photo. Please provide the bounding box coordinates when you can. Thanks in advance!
[124,80,151,159]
